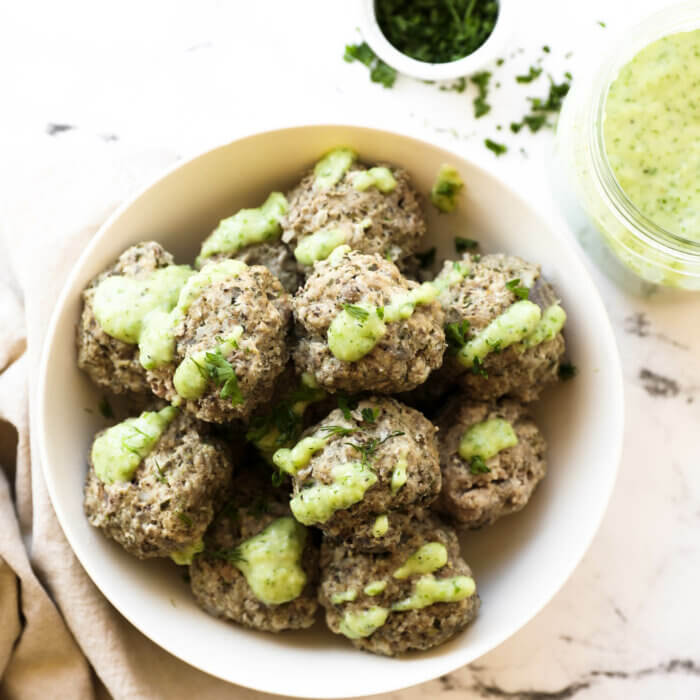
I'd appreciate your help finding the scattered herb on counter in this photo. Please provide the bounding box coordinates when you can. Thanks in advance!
[440,76,467,93]
[471,71,492,118]
[344,41,397,88]
[375,0,499,64]
[469,455,491,474]
[455,236,478,253]
[558,362,578,381]
[98,396,114,419]
[598,21,607,28]
[484,138,507,156]
[543,45,551,53]
[516,66,542,83]
[510,75,572,134]
[415,247,436,269]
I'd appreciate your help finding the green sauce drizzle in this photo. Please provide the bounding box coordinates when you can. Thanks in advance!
[390,456,408,494]
[272,431,331,476]
[91,406,178,484]
[314,148,357,190]
[391,574,476,611]
[371,514,389,537]
[290,462,378,525]
[352,167,397,193]
[393,542,448,579]
[170,538,204,566]
[294,227,347,265]
[331,589,358,604]
[520,303,566,349]
[431,164,464,213]
[338,606,389,639]
[458,418,518,461]
[364,580,387,596]
[196,192,288,266]
[234,517,308,606]
[458,300,542,368]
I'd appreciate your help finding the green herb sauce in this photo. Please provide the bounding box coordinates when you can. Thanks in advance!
[604,31,700,239]
[314,148,357,190]
[91,406,178,484]
[338,606,389,639]
[290,462,378,525]
[390,456,408,494]
[364,580,388,596]
[196,192,288,266]
[234,517,308,606]
[330,589,358,604]
[294,227,347,266]
[170,538,204,566]
[352,167,397,193]
[371,514,389,538]
[458,418,518,462]
[391,574,476,611]
[393,542,448,579]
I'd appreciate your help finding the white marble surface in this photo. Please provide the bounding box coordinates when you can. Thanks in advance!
[2,0,700,697]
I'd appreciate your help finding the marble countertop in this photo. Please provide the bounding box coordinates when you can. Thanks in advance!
[2,0,699,697]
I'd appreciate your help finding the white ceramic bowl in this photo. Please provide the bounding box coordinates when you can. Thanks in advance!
[38,124,623,698]
[360,0,515,81]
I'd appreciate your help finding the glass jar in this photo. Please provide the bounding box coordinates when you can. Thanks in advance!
[557,2,700,290]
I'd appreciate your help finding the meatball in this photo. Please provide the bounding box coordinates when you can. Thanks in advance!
[279,397,441,547]
[77,241,174,395]
[84,409,232,559]
[292,249,445,394]
[436,253,566,402]
[319,513,480,656]
[435,397,547,528]
[189,465,319,632]
[203,241,300,294]
[282,162,426,266]
[148,261,292,423]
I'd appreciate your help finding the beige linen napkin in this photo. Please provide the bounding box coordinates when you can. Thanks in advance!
[0,131,281,700]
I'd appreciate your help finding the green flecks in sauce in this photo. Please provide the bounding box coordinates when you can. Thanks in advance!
[327,261,470,363]
[458,300,542,368]
[196,192,288,265]
[314,147,357,190]
[138,259,248,369]
[338,606,389,639]
[352,167,397,193]
[391,574,476,611]
[393,542,448,579]
[520,303,567,349]
[91,406,178,484]
[603,30,700,239]
[431,164,465,213]
[92,265,194,367]
[170,538,204,566]
[294,227,347,265]
[234,517,308,606]
[372,514,389,538]
[458,418,518,462]
[390,456,408,494]
[331,589,358,604]
[364,580,388,596]
[172,326,243,400]
[290,462,378,525]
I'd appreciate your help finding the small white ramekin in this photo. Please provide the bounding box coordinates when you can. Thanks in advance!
[360,0,515,81]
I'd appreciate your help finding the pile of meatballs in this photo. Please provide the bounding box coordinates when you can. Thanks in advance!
[79,149,568,657]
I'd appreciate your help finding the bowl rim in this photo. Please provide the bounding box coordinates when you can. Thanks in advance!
[360,0,516,81]
[37,122,624,698]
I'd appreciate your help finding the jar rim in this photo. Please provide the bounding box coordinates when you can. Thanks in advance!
[587,3,700,260]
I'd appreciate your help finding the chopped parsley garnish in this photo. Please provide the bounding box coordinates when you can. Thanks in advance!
[471,71,492,118]
[597,20,606,28]
[344,41,397,88]
[374,0,498,64]
[337,394,358,420]
[201,348,244,405]
[98,397,114,419]
[558,362,578,381]
[445,320,471,351]
[472,356,488,377]
[207,546,246,563]
[530,78,571,113]
[439,76,467,93]
[177,512,193,528]
[543,45,550,53]
[469,455,490,474]
[361,407,381,424]
[510,113,548,134]
[506,278,530,300]
[343,303,370,322]
[376,307,385,320]
[455,236,478,253]
[346,430,405,467]
[321,425,358,437]
[153,460,168,485]
[516,66,542,83]
[415,247,436,269]
[484,138,507,156]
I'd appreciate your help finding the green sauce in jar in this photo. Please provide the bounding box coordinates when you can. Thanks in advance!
[604,30,700,240]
